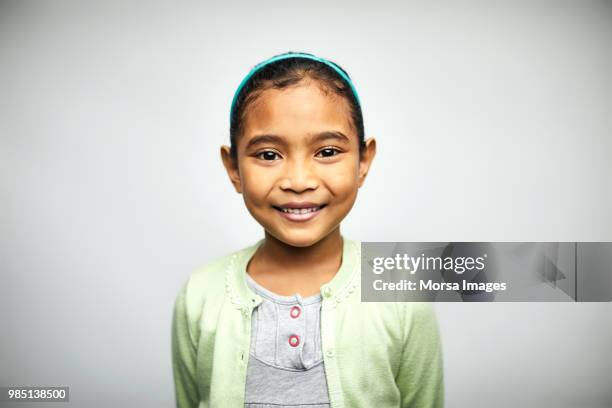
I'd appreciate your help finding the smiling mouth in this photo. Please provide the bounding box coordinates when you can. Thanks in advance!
[272,204,327,214]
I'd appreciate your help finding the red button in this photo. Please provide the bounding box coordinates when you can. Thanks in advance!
[290,306,301,319]
[288,334,300,347]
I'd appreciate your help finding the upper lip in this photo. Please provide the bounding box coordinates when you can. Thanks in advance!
[274,202,325,209]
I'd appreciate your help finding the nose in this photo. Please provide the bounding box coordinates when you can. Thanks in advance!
[279,157,318,193]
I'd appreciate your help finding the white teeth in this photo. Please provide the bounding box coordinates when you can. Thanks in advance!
[281,206,321,214]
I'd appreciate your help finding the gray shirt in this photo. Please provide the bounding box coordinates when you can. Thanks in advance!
[244,273,331,408]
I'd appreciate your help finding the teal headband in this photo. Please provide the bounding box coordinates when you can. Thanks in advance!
[229,52,361,122]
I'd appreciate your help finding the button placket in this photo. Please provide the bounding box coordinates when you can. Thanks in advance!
[287,299,304,350]
[283,297,308,368]
[244,272,327,371]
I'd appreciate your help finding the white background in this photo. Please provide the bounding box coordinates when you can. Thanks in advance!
[1,1,611,407]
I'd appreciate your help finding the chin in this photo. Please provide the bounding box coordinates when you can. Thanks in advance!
[271,229,327,248]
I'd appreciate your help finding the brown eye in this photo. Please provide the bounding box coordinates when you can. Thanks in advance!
[316,147,341,158]
[256,150,281,161]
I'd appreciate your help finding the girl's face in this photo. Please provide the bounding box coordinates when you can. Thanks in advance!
[221,80,376,248]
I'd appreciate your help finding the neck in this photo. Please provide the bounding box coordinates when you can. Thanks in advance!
[255,228,344,274]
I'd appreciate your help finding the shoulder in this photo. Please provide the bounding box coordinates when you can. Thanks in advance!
[358,302,438,338]
[398,302,440,344]
[175,242,255,313]
[346,237,361,252]
[185,251,233,299]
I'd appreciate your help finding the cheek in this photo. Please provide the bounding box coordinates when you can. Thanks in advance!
[240,163,276,205]
[324,160,360,197]
[242,184,266,207]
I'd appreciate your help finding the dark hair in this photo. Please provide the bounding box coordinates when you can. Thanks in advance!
[229,52,365,160]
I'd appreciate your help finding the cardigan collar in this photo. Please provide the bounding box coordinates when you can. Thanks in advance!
[225,236,361,313]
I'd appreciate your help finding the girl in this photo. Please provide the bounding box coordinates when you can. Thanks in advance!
[172,51,444,408]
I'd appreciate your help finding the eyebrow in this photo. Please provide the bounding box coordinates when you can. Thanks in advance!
[245,131,351,150]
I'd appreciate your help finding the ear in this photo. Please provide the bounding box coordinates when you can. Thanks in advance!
[220,145,242,193]
[358,137,376,188]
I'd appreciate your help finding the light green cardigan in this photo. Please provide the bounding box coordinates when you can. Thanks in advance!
[172,237,444,407]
